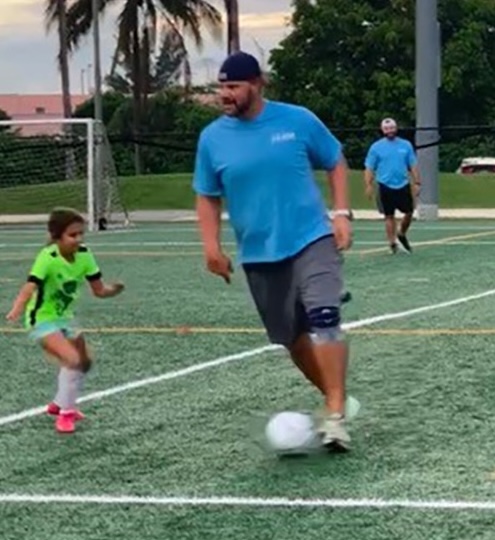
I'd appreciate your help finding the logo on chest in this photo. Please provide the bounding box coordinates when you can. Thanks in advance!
[271,131,296,144]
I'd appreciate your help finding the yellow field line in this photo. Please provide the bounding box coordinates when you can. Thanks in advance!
[0,326,494,336]
[350,229,495,256]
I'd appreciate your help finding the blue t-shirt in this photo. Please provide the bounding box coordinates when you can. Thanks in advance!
[193,101,342,264]
[364,137,417,189]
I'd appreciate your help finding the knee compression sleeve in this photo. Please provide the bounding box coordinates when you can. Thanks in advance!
[307,306,344,343]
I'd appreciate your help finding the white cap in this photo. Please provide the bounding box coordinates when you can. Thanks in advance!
[381,118,397,132]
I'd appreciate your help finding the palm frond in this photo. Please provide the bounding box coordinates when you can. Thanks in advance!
[115,0,140,62]
[66,0,118,49]
[191,1,223,44]
[44,0,59,32]
[155,0,222,49]
[105,72,131,93]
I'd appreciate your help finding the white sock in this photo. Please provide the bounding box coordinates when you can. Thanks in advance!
[54,367,83,411]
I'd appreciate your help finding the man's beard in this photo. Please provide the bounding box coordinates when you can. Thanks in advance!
[222,93,252,117]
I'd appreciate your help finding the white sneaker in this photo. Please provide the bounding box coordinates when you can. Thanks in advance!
[318,413,351,452]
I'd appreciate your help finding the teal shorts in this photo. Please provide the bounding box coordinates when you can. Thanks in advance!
[29,320,80,342]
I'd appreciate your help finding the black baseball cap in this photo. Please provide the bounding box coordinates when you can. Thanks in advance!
[218,52,262,82]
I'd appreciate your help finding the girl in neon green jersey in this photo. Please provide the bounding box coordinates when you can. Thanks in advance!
[6,208,124,434]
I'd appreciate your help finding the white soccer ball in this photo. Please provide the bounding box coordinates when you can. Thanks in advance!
[264,411,317,455]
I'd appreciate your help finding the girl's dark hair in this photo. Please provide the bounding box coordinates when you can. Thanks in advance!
[48,208,85,240]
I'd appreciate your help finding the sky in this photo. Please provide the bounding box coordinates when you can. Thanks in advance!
[0,0,292,94]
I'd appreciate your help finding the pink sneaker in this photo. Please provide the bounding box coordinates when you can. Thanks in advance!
[47,402,85,421]
[56,411,77,434]
[46,402,60,416]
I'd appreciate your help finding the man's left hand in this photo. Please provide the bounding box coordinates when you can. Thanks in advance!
[333,215,352,251]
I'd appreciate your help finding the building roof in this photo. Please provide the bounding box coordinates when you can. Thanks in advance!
[0,94,88,118]
[0,94,89,135]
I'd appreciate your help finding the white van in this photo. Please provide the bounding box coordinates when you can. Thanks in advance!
[456,157,495,174]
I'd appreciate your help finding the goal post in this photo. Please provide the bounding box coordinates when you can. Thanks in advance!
[0,118,128,231]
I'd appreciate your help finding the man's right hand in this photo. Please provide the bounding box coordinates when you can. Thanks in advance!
[205,249,233,284]
[365,183,374,200]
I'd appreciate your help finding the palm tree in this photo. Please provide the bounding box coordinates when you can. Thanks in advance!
[45,0,76,181]
[224,0,240,54]
[45,0,72,119]
[65,0,222,173]
[106,24,190,94]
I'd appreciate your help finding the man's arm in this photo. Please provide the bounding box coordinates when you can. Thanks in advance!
[364,147,377,198]
[196,195,222,256]
[410,165,421,185]
[364,168,375,191]
[303,108,349,211]
[303,109,352,249]
[193,132,232,283]
[328,156,352,249]
[407,143,421,194]
[196,195,232,282]
[328,157,350,213]
[193,132,223,256]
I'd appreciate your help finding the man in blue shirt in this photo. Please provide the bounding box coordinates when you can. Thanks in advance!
[364,118,421,254]
[193,52,354,452]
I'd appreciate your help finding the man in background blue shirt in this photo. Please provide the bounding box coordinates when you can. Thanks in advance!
[193,52,354,452]
[364,118,421,254]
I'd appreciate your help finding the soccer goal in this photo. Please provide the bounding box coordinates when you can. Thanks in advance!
[0,118,128,231]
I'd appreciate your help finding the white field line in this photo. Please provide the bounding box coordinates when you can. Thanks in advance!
[0,240,410,248]
[3,225,495,234]
[413,241,495,245]
[0,345,278,427]
[1,288,495,428]
[1,240,494,249]
[0,493,495,511]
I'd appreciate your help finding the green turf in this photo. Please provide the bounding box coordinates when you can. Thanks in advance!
[1,171,495,214]
[1,222,495,538]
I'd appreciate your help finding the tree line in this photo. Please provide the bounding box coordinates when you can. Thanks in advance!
[3,0,495,180]
[44,0,240,171]
[268,0,495,171]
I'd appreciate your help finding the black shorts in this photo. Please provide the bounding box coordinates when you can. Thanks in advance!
[377,184,413,217]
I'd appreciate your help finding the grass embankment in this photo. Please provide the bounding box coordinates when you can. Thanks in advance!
[1,171,494,213]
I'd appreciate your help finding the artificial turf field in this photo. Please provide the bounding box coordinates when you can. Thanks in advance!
[1,220,495,539]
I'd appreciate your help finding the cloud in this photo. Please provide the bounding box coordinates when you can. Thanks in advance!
[239,11,291,30]
[0,0,41,31]
[0,0,293,92]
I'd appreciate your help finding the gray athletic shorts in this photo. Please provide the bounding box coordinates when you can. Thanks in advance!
[243,235,343,348]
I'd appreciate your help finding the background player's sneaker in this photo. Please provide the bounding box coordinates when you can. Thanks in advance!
[318,413,351,452]
[397,234,412,253]
[340,291,352,305]
[390,242,398,254]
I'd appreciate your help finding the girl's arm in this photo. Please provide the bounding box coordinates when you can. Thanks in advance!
[88,278,124,298]
[6,282,37,321]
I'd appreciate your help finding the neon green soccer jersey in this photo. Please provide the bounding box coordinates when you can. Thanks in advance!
[25,244,102,328]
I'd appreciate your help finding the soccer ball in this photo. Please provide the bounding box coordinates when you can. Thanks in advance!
[264,411,318,455]
[264,397,361,456]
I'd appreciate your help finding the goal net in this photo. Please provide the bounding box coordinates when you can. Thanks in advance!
[0,118,128,231]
